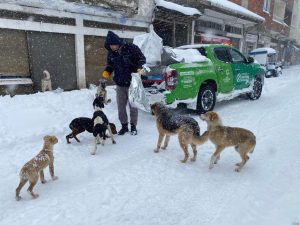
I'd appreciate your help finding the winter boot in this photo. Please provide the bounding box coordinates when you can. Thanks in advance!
[118,123,129,135]
[130,123,137,135]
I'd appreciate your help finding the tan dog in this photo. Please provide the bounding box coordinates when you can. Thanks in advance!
[15,135,58,200]
[151,102,208,163]
[200,111,256,172]
[41,70,52,92]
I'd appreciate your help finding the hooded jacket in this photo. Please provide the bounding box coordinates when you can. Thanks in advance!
[104,31,146,87]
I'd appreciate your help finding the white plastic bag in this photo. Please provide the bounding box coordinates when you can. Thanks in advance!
[129,73,150,112]
[133,28,163,66]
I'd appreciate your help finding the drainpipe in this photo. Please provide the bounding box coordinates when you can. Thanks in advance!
[191,20,195,44]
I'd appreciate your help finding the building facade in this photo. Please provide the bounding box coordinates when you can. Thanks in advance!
[0,0,154,95]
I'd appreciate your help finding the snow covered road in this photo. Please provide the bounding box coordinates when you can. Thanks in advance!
[1,66,300,225]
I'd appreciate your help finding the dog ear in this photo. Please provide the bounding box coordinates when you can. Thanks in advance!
[50,136,58,144]
[150,103,157,115]
[43,135,51,141]
[209,112,218,121]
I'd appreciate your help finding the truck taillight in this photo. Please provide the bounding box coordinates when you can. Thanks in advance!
[164,70,177,89]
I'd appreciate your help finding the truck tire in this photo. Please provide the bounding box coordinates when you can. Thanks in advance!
[247,77,262,100]
[196,85,216,113]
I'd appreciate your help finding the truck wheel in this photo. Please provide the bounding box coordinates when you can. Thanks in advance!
[196,85,216,113]
[247,77,262,100]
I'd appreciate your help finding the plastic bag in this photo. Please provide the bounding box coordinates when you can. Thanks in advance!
[129,73,150,112]
[133,28,163,66]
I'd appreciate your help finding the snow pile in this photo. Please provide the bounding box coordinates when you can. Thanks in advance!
[133,29,163,66]
[250,47,277,55]
[172,48,208,63]
[155,0,202,16]
[206,0,265,21]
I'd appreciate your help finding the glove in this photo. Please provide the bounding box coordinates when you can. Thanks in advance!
[102,71,110,78]
[137,68,145,75]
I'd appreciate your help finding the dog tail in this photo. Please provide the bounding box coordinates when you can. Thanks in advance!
[192,131,209,145]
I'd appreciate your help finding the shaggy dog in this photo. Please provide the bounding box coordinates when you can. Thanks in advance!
[95,79,111,105]
[151,102,208,163]
[200,111,256,172]
[41,70,52,92]
[66,117,117,144]
[15,135,58,200]
[90,97,116,155]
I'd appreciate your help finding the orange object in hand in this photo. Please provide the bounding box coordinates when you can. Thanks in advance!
[102,71,110,78]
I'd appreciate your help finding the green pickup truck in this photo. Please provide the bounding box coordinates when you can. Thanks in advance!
[144,44,265,113]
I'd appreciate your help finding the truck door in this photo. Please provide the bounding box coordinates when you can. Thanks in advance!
[228,48,251,90]
[213,47,234,93]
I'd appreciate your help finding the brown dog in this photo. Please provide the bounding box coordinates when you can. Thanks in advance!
[16,135,58,200]
[200,111,256,172]
[151,102,208,163]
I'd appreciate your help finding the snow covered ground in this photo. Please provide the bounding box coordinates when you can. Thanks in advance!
[1,66,300,225]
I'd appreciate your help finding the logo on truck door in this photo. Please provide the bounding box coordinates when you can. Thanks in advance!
[236,73,250,83]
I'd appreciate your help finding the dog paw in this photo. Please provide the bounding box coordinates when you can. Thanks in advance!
[32,194,39,199]
[15,196,22,201]
[180,159,188,163]
[113,141,116,144]
[91,152,96,155]
[154,149,159,153]
[190,158,196,162]
[209,165,214,170]
[41,180,47,184]
[52,176,58,181]
[235,168,241,172]
[161,146,167,150]
[235,163,241,166]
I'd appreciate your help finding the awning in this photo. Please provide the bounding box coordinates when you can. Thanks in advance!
[155,0,202,17]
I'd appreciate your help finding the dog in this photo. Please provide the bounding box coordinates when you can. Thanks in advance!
[41,70,52,92]
[151,102,208,163]
[200,111,256,172]
[90,97,116,155]
[15,135,58,201]
[95,79,111,105]
[66,118,117,144]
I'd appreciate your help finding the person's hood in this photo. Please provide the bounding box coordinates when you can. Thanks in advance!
[104,31,124,51]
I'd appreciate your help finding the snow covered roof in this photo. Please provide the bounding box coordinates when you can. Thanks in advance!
[1,0,125,18]
[205,0,264,22]
[250,48,276,55]
[155,0,202,16]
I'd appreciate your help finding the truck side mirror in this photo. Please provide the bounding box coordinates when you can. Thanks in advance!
[247,56,254,64]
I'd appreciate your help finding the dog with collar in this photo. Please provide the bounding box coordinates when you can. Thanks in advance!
[90,97,116,155]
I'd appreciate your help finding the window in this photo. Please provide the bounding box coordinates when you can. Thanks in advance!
[263,0,271,13]
[229,48,246,63]
[214,47,231,63]
[273,0,287,22]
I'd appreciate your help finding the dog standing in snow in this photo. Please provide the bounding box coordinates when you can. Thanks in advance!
[200,111,256,172]
[91,97,116,155]
[41,70,52,92]
[96,79,111,105]
[15,135,58,201]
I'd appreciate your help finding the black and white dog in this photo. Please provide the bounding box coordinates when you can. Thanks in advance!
[91,97,116,155]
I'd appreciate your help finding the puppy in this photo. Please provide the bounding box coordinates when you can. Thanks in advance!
[66,117,93,143]
[41,70,52,92]
[16,135,58,200]
[151,102,208,163]
[95,79,111,105]
[200,111,256,172]
[90,97,116,155]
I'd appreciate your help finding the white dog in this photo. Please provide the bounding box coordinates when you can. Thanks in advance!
[41,70,52,92]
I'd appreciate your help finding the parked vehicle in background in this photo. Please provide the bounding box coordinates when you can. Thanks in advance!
[249,47,283,78]
[142,44,265,113]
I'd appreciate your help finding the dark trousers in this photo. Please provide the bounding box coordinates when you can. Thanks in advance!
[116,85,138,126]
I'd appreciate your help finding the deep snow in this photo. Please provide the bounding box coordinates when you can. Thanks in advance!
[1,66,300,225]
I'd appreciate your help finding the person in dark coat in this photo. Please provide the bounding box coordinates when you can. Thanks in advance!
[102,31,146,135]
